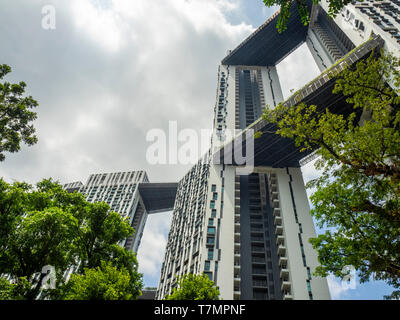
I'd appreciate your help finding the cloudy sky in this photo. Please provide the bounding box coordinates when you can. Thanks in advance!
[0,0,394,299]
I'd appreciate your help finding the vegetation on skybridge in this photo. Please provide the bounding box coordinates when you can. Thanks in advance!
[263,0,357,33]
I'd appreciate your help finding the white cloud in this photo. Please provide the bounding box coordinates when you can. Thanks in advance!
[327,275,352,299]
[69,0,126,52]
[0,0,255,185]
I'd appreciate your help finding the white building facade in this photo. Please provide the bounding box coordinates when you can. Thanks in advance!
[65,171,150,253]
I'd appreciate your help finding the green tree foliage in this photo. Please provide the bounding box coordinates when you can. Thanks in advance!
[165,273,220,300]
[260,51,400,299]
[0,277,31,300]
[0,64,38,161]
[0,178,143,300]
[63,262,141,300]
[262,0,356,33]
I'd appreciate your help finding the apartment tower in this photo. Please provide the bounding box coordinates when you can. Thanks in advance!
[156,0,399,300]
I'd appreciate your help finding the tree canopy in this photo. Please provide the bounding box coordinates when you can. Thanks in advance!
[165,273,220,300]
[262,0,356,33]
[63,261,139,300]
[260,51,400,299]
[0,64,38,161]
[0,178,143,300]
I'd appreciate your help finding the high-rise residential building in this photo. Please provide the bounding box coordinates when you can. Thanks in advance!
[64,171,177,253]
[156,0,399,300]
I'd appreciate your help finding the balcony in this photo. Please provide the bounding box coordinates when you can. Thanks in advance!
[272,199,280,208]
[276,235,284,246]
[269,175,277,184]
[235,242,241,251]
[277,244,286,256]
[281,281,291,292]
[233,288,241,300]
[283,293,293,300]
[274,215,282,226]
[276,225,283,235]
[279,256,288,268]
[271,191,279,201]
[234,233,240,243]
[273,207,280,217]
[280,268,289,279]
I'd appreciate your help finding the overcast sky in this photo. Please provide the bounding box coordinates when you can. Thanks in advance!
[0,0,394,299]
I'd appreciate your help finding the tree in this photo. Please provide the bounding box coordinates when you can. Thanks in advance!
[165,273,220,300]
[0,178,143,300]
[62,261,142,300]
[0,277,30,300]
[260,51,400,299]
[0,64,38,161]
[262,0,356,33]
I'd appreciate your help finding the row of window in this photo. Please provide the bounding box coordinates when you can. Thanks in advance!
[158,159,211,297]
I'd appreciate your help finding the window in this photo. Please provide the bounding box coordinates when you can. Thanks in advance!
[306,280,313,300]
[211,184,216,192]
[204,261,210,271]
[211,209,217,218]
[307,267,312,280]
[208,248,214,260]
[213,192,218,200]
[204,272,213,281]
[207,237,215,245]
[208,218,214,226]
[210,200,215,209]
[207,226,216,234]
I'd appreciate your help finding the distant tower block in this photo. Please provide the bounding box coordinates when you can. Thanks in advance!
[64,171,177,253]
